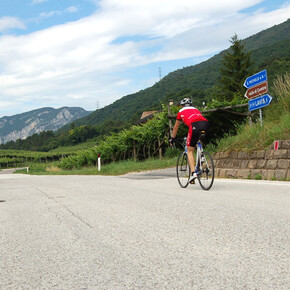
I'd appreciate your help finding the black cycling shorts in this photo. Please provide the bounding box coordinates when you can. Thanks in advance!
[187,121,209,147]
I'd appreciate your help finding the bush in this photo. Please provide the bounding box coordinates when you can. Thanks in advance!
[164,147,181,158]
[254,174,262,180]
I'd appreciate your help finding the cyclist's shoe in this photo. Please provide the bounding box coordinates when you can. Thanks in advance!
[189,172,198,184]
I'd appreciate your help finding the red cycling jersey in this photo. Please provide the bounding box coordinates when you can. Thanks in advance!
[176,106,207,127]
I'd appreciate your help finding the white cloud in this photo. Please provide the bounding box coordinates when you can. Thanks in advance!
[31,0,49,4]
[0,0,289,116]
[38,6,79,19]
[39,10,62,18]
[0,17,26,32]
[66,6,79,13]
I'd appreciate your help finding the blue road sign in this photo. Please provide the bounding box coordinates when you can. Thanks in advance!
[244,69,267,89]
[248,94,273,111]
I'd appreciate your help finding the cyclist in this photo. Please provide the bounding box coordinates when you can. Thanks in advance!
[169,97,209,184]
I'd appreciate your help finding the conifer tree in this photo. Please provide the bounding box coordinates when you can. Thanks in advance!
[218,34,252,101]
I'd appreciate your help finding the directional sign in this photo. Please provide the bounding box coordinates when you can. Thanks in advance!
[244,69,267,89]
[248,94,273,111]
[245,81,268,99]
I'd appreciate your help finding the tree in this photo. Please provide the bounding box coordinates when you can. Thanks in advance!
[217,34,253,101]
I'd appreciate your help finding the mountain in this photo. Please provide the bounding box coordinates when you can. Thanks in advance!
[0,107,91,144]
[65,19,290,128]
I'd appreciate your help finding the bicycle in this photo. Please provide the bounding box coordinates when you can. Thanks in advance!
[175,132,215,190]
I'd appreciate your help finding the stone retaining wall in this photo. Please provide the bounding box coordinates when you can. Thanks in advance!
[212,140,290,181]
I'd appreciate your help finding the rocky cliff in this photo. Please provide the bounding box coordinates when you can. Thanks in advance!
[0,107,92,144]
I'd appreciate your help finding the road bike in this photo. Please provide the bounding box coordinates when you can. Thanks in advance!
[175,132,215,190]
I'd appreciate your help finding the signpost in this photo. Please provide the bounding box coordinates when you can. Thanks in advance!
[245,81,268,99]
[243,69,267,89]
[244,69,272,127]
[248,94,273,111]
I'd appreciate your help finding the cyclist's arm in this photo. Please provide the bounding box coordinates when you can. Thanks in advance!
[172,119,181,138]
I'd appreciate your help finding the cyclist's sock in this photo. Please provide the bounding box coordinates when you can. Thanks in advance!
[189,172,197,184]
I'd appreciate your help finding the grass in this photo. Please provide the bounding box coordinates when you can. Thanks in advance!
[214,113,290,152]
[254,174,262,180]
[15,157,177,176]
[214,73,290,153]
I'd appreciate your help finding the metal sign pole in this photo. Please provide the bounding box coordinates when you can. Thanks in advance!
[259,109,263,127]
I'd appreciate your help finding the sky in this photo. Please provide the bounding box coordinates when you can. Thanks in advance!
[0,0,289,118]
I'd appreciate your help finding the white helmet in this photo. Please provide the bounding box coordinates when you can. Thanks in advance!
[180,97,192,106]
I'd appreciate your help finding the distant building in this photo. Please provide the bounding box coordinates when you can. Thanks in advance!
[140,111,157,119]
[139,111,158,124]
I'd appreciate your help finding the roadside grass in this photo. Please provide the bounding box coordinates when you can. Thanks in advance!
[214,112,290,152]
[214,73,290,153]
[15,157,177,176]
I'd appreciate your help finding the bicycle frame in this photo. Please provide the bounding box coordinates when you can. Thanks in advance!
[195,141,203,173]
[178,137,203,174]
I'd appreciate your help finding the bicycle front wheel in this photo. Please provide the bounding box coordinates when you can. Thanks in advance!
[176,152,190,188]
[197,151,215,190]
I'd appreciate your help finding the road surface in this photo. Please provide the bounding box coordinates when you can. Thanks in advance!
[0,170,289,289]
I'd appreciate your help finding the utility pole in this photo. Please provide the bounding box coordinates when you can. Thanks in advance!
[168,100,174,136]
[159,67,162,81]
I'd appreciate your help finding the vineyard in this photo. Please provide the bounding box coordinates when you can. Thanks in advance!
[0,149,75,169]
[58,109,173,170]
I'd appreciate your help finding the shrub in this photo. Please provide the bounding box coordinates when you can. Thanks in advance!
[164,147,181,158]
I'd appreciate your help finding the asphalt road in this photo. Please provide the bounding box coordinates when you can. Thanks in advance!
[0,170,289,289]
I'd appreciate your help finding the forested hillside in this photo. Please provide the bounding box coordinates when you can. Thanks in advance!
[65,19,290,127]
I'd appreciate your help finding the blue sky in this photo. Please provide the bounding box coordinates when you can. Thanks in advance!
[0,0,289,117]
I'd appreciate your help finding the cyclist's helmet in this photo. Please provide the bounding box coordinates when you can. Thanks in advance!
[180,97,192,107]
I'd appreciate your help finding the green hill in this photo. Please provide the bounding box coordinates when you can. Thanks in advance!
[65,19,290,128]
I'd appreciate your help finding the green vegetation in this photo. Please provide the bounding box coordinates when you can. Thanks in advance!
[254,174,263,180]
[0,149,71,169]
[215,34,252,101]
[0,120,130,152]
[15,156,177,176]
[214,73,290,152]
[58,109,169,170]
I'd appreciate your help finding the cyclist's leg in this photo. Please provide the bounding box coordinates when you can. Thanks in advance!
[187,123,200,183]
[186,125,196,173]
[187,146,195,173]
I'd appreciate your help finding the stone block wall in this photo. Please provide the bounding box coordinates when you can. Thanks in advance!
[212,140,290,181]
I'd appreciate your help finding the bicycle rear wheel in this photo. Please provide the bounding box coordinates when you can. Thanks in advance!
[176,152,190,188]
[197,151,214,190]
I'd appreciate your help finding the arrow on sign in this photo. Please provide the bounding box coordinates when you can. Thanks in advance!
[248,94,273,111]
[244,69,267,89]
[245,81,268,99]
